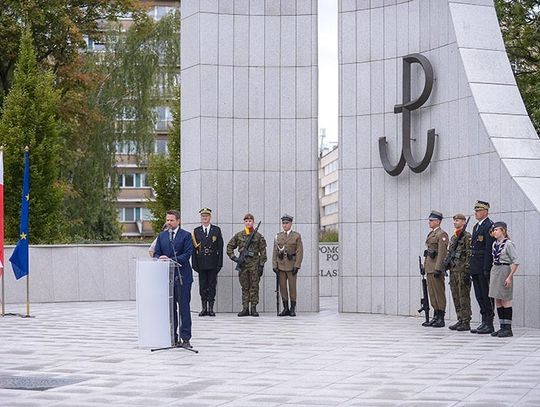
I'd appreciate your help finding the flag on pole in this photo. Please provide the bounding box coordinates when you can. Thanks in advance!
[0,146,4,278]
[9,148,29,280]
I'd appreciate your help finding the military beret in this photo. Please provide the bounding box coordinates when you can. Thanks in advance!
[281,214,293,222]
[428,210,443,221]
[491,221,507,231]
[474,200,490,210]
[243,213,254,220]
[452,213,466,221]
[199,207,212,215]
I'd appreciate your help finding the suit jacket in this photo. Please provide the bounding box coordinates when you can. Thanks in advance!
[153,228,193,284]
[191,224,224,272]
[470,217,495,276]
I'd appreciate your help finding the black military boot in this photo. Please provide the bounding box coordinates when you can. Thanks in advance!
[423,310,438,327]
[497,324,513,337]
[250,304,259,317]
[289,301,296,317]
[208,301,216,317]
[237,304,250,317]
[491,307,505,336]
[432,310,445,328]
[470,315,485,333]
[448,319,462,330]
[456,321,470,331]
[199,301,208,317]
[477,316,494,334]
[278,300,290,316]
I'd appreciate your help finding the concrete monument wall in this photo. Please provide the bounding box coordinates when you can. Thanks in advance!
[180,1,320,312]
[338,0,540,328]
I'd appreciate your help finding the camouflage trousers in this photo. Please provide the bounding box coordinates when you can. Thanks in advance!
[449,269,472,322]
[239,267,260,305]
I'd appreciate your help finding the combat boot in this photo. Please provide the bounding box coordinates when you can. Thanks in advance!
[423,310,438,327]
[456,321,470,331]
[278,301,290,316]
[497,324,513,338]
[199,301,208,317]
[289,301,296,317]
[432,310,445,328]
[448,319,462,330]
[477,316,494,334]
[250,304,259,317]
[208,301,216,317]
[470,315,485,333]
[237,304,250,317]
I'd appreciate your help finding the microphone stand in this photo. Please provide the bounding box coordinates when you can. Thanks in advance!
[151,229,198,354]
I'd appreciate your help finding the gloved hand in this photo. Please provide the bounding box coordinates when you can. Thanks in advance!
[463,272,471,284]
[231,256,238,263]
[273,268,279,275]
[434,270,443,278]
[292,267,299,276]
[258,265,264,277]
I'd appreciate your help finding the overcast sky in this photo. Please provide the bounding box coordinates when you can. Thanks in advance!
[318,0,338,145]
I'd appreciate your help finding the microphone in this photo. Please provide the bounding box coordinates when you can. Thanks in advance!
[168,228,174,242]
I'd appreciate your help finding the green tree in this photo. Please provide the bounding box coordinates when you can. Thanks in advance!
[496,0,540,133]
[147,95,180,231]
[61,11,180,240]
[0,29,65,243]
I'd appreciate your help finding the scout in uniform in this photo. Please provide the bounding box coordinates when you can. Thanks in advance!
[192,208,224,317]
[469,200,495,334]
[272,214,304,317]
[489,222,519,338]
[423,210,449,328]
[227,213,267,317]
[446,214,472,331]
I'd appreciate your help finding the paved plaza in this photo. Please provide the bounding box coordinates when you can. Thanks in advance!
[1,297,540,406]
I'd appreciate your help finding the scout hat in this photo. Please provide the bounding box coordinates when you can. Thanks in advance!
[474,200,490,211]
[428,210,443,221]
[199,207,212,215]
[243,213,254,220]
[491,221,507,231]
[452,213,466,221]
[281,214,293,222]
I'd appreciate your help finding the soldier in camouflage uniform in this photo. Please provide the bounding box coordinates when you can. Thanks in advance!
[227,213,267,317]
[445,214,472,331]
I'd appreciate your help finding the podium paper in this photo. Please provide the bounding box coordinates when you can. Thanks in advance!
[136,259,173,348]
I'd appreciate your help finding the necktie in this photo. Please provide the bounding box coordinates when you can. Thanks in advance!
[205,227,208,237]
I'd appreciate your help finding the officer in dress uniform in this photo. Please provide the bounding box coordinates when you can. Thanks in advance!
[423,210,449,328]
[272,214,304,317]
[469,200,495,334]
[191,208,224,317]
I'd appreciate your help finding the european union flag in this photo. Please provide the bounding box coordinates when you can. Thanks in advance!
[10,149,29,280]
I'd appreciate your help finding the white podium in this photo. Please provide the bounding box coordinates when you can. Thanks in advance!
[136,259,174,348]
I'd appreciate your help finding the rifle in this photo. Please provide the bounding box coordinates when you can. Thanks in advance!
[275,272,280,316]
[443,216,470,271]
[235,221,262,272]
[418,256,430,324]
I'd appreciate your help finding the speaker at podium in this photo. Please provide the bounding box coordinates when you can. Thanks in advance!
[136,259,175,348]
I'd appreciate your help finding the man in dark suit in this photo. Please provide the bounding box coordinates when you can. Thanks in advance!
[469,200,495,334]
[153,209,194,348]
[192,207,224,317]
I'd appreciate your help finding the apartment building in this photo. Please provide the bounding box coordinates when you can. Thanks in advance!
[319,146,339,231]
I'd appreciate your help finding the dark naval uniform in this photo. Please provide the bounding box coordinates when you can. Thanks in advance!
[192,211,224,317]
[445,214,472,331]
[227,213,267,317]
[272,214,303,317]
[470,200,495,334]
[423,211,449,328]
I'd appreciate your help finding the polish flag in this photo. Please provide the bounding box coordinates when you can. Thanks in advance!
[0,147,4,278]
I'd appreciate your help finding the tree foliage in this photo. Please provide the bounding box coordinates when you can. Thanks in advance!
[0,29,65,243]
[496,0,540,133]
[147,94,180,231]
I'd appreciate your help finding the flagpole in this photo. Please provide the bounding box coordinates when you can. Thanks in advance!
[1,273,4,316]
[26,273,30,317]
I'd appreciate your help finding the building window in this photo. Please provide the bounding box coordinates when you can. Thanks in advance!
[148,6,176,21]
[323,203,338,216]
[324,160,338,175]
[154,106,173,131]
[154,139,169,155]
[115,141,138,154]
[117,173,149,188]
[324,181,338,195]
[118,207,154,222]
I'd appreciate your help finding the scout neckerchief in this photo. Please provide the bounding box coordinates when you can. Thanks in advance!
[492,238,508,263]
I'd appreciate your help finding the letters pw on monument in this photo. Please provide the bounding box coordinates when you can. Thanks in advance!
[379,54,437,176]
